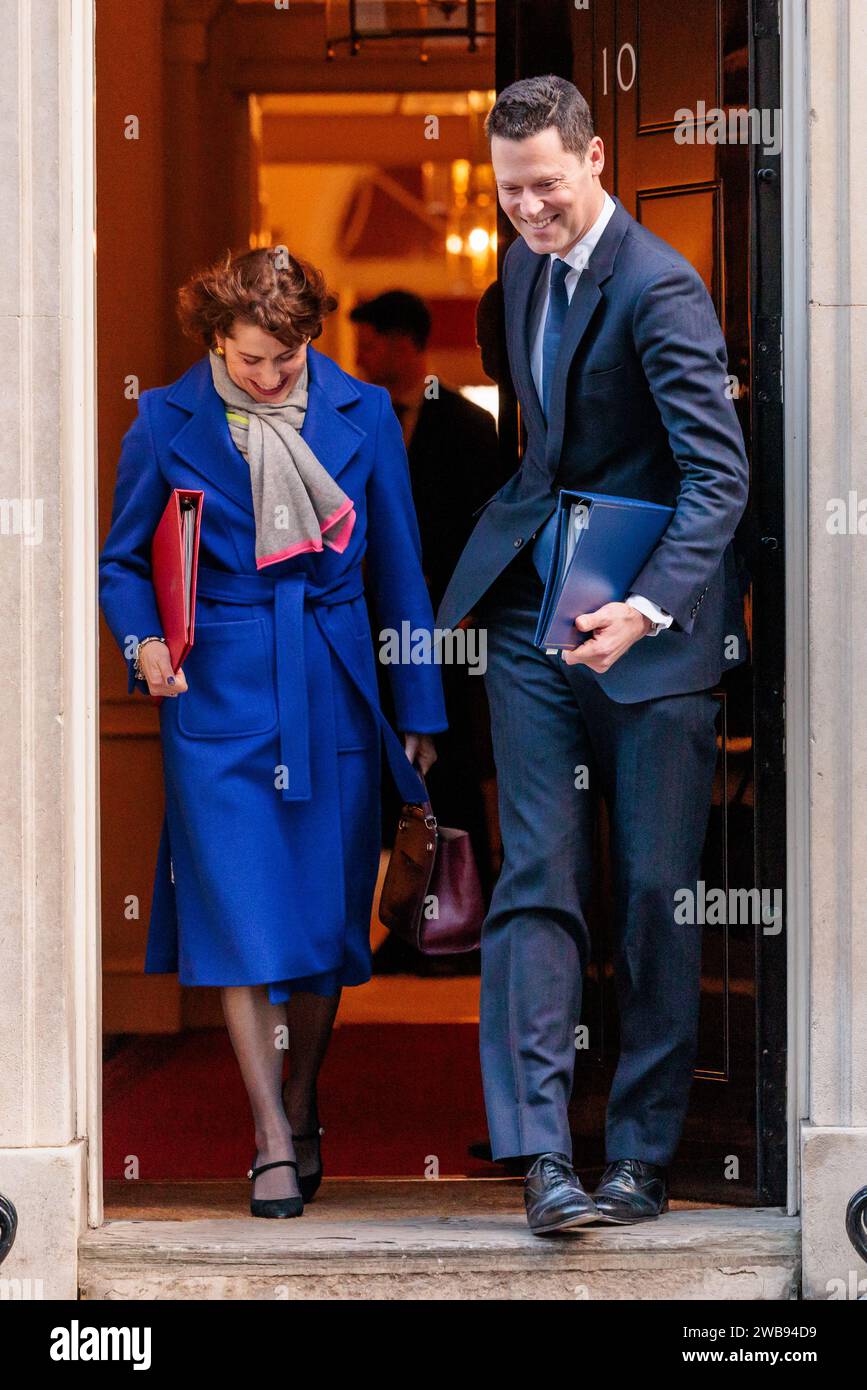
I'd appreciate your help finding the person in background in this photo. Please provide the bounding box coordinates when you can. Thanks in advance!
[350,289,502,959]
[350,290,502,611]
[474,279,507,393]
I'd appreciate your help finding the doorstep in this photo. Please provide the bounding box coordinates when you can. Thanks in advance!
[78,1180,800,1299]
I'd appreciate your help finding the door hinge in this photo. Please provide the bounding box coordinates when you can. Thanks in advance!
[754,0,780,37]
[755,314,783,405]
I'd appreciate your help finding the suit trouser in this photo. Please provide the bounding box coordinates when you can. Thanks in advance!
[476,553,720,1166]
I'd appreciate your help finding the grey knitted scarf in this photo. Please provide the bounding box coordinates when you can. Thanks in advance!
[208,348,356,568]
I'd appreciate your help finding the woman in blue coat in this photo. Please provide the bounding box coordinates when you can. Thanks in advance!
[99,247,448,1217]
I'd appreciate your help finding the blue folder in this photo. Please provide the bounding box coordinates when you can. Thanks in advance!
[533,489,675,651]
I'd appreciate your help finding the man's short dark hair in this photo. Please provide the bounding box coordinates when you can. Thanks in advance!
[485,75,595,160]
[349,290,432,351]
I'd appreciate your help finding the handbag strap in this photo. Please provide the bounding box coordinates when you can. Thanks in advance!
[411,769,436,824]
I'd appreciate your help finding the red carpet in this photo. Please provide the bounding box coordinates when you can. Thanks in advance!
[103,1025,492,1180]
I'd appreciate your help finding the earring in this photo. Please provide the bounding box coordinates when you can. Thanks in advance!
[215,344,225,356]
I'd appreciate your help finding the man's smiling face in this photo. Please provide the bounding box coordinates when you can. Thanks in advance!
[491,126,605,257]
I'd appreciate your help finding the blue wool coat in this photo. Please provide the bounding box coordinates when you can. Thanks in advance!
[99,346,448,1003]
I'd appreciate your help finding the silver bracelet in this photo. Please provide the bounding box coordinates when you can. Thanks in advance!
[134,635,167,681]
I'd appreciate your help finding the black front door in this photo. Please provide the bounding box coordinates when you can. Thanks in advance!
[494,0,786,1205]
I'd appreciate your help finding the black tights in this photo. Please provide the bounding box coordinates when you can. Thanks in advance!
[221,984,341,1200]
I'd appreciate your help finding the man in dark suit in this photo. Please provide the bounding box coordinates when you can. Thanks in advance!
[436,77,749,1234]
[350,290,502,609]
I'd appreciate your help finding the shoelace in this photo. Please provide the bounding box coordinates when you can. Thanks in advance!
[602,1159,657,1185]
[536,1154,573,1186]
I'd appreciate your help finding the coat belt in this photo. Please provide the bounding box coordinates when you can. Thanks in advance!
[195,565,426,806]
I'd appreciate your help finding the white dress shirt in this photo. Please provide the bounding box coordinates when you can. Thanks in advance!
[529,189,673,636]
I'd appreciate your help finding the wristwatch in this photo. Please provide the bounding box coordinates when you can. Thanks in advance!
[625,595,672,638]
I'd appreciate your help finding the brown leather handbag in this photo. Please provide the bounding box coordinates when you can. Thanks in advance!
[378,778,484,954]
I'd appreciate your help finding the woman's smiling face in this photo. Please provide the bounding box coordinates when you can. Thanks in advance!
[216,322,310,403]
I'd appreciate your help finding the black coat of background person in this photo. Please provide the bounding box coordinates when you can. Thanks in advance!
[398,381,504,930]
[350,287,505,971]
[404,384,502,612]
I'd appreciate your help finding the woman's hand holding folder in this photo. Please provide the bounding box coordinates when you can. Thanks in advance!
[138,639,189,698]
[141,487,202,701]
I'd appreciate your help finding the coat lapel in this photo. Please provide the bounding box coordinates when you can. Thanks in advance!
[542,267,603,468]
[506,247,548,446]
[167,358,255,514]
[543,195,632,468]
[165,345,365,516]
[300,345,366,483]
[505,195,634,477]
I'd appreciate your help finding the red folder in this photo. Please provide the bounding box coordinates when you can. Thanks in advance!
[151,488,203,673]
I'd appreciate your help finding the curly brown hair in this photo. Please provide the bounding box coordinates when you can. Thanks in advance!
[176,246,338,353]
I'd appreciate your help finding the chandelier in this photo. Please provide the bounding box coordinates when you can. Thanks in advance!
[325,2,495,60]
[427,157,497,287]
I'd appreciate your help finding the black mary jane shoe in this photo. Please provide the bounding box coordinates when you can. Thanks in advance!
[247,1157,304,1219]
[591,1158,669,1224]
[292,1128,325,1204]
[281,1080,324,1204]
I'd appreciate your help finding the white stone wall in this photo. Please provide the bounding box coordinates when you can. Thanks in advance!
[800,0,867,1299]
[0,0,93,1301]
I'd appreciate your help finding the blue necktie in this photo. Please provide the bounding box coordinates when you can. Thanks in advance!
[541,257,571,420]
[532,258,572,583]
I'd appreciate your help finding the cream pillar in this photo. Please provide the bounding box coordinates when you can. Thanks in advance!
[800,0,867,1298]
[0,0,96,1300]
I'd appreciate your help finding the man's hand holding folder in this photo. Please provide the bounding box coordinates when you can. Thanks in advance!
[533,489,675,671]
[562,601,652,672]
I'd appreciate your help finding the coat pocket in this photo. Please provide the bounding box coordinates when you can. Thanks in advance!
[176,617,278,739]
[577,363,625,396]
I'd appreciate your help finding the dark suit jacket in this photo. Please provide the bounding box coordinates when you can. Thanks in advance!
[406,385,501,611]
[435,194,750,702]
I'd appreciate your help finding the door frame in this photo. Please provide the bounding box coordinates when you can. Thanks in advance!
[778,0,810,1216]
[64,0,102,1228]
[70,0,809,1226]
[751,0,789,1209]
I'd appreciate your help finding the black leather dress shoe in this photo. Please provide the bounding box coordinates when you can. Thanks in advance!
[523,1152,600,1235]
[592,1158,669,1224]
